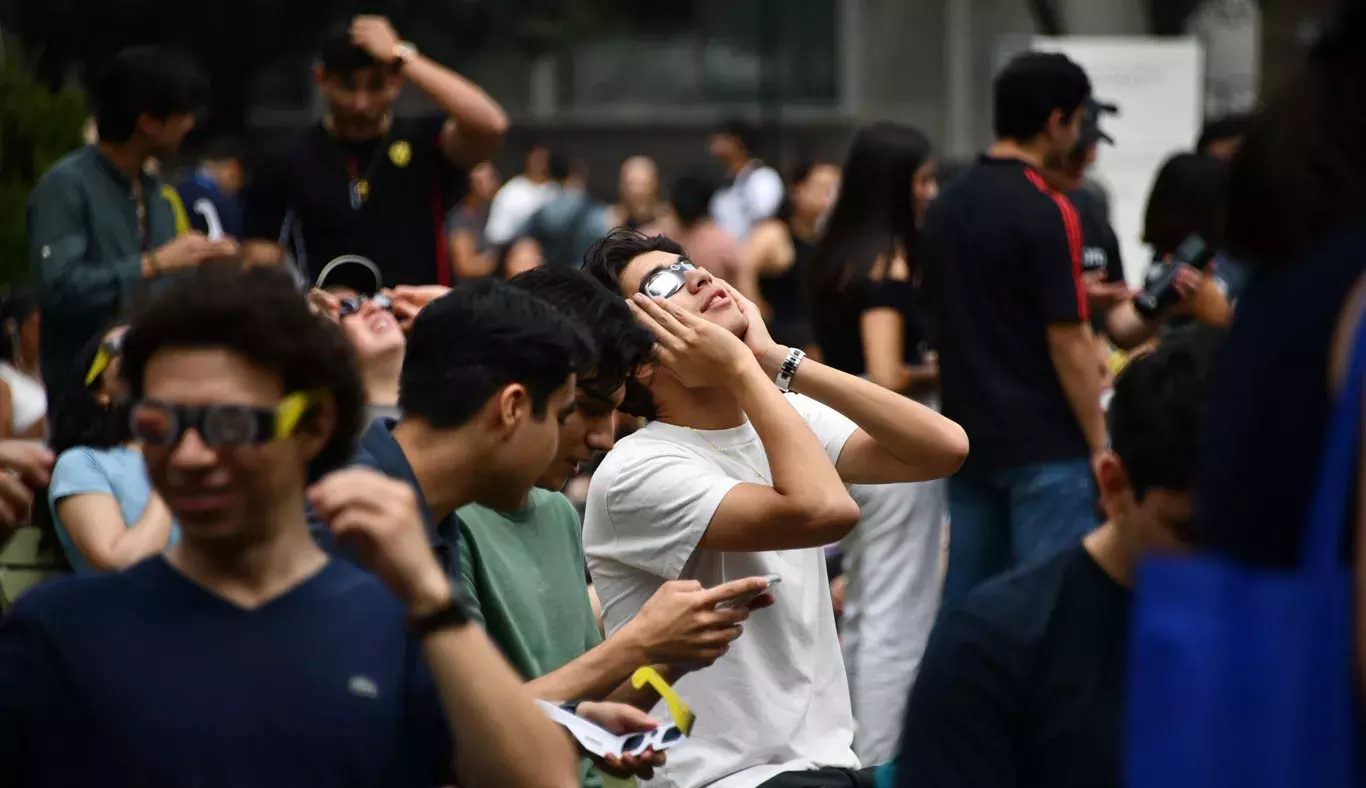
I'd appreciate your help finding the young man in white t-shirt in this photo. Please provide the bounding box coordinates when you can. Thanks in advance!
[580,229,970,788]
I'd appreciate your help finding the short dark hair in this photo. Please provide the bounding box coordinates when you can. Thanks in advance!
[507,266,655,402]
[580,229,686,420]
[1108,329,1219,501]
[717,119,761,156]
[582,228,688,299]
[398,279,596,429]
[201,134,245,163]
[1142,152,1229,256]
[671,173,721,226]
[1196,112,1255,153]
[120,265,365,480]
[992,51,1092,142]
[548,151,573,182]
[319,26,390,76]
[93,47,207,143]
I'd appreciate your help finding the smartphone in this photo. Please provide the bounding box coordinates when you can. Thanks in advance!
[716,574,781,610]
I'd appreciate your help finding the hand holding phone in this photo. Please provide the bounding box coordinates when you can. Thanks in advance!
[716,574,781,610]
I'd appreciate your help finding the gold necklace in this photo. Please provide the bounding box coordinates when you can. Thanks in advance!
[687,427,771,485]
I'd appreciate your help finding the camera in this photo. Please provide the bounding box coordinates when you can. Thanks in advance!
[1134,234,1215,320]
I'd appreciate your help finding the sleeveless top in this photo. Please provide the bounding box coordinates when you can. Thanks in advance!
[1195,223,1366,565]
[759,222,817,349]
[0,362,45,435]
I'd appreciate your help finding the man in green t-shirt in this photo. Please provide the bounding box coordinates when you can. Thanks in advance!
[458,267,772,785]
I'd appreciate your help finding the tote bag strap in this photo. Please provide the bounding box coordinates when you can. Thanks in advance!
[1303,299,1366,573]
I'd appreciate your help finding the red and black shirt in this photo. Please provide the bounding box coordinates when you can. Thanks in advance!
[243,116,467,288]
[921,155,1090,474]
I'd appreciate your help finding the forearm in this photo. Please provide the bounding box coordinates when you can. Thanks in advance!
[603,663,685,711]
[78,504,174,572]
[525,629,645,703]
[241,240,284,268]
[403,56,508,155]
[766,348,968,478]
[1048,328,1108,452]
[1103,302,1160,350]
[733,362,848,504]
[424,624,579,788]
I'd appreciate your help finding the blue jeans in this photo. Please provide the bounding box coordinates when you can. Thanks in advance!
[941,459,1098,609]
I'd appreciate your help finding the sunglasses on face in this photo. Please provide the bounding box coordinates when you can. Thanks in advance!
[130,389,327,448]
[338,293,393,318]
[84,333,125,388]
[638,259,696,300]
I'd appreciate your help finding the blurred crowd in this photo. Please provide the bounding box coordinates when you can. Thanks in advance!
[1,4,1364,788]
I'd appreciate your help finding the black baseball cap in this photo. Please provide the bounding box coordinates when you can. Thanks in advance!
[1080,97,1118,148]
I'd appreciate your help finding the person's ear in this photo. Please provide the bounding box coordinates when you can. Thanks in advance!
[496,383,532,437]
[1095,450,1132,520]
[294,398,336,465]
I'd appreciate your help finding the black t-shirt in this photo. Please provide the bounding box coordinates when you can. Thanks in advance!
[243,116,468,287]
[1070,188,1125,336]
[815,278,925,377]
[759,221,817,349]
[897,543,1130,788]
[0,557,453,786]
[921,155,1091,474]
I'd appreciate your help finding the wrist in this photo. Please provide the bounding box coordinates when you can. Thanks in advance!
[757,344,790,379]
[614,619,652,667]
[404,570,453,618]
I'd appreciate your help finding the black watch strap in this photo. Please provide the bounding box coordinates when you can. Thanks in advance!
[408,588,472,638]
[560,700,584,717]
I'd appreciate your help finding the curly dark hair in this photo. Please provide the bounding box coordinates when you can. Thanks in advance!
[119,264,365,480]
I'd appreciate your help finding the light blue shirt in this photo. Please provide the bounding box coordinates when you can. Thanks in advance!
[48,445,180,574]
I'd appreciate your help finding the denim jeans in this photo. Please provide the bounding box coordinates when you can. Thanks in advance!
[941,458,1099,609]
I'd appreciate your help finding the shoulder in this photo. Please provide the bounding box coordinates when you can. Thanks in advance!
[946,546,1080,648]
[530,488,579,521]
[398,115,448,143]
[6,569,134,628]
[31,154,87,199]
[52,446,106,479]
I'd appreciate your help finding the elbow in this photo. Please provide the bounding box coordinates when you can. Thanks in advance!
[937,423,971,476]
[486,107,510,141]
[805,494,862,542]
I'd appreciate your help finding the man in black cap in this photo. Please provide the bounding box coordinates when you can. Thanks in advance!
[1044,99,1199,352]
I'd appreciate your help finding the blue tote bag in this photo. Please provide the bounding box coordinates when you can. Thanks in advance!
[1125,315,1366,788]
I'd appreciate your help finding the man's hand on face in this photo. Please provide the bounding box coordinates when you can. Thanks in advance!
[307,288,342,322]
[0,442,53,532]
[628,294,759,388]
[622,576,773,668]
[384,285,451,332]
[350,15,403,63]
[575,702,668,780]
[308,469,450,615]
[722,283,779,360]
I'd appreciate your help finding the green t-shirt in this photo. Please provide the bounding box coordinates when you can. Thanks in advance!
[457,489,607,788]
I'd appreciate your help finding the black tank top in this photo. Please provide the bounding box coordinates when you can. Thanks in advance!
[1195,223,1366,566]
[759,223,816,349]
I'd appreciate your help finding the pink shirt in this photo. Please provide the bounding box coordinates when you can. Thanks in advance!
[677,222,742,283]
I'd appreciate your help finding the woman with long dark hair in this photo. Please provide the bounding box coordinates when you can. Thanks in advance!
[43,324,176,573]
[807,123,939,392]
[802,121,944,768]
[747,160,840,354]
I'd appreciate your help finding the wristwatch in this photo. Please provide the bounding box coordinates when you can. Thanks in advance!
[407,586,471,638]
[393,41,419,70]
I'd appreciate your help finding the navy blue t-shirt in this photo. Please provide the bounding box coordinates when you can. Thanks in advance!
[0,557,453,787]
[312,418,463,583]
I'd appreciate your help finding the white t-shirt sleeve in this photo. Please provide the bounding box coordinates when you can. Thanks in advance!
[786,393,859,466]
[745,167,786,222]
[594,446,741,581]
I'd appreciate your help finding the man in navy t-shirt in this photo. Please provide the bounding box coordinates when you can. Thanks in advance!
[0,266,580,787]
[896,332,1214,788]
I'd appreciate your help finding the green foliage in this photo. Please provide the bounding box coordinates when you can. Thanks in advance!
[0,46,87,287]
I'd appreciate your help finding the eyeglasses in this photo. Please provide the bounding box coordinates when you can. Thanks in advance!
[338,293,393,318]
[638,259,696,300]
[84,333,125,387]
[130,389,328,448]
[620,724,686,756]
